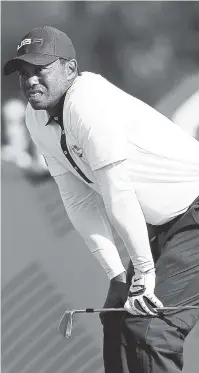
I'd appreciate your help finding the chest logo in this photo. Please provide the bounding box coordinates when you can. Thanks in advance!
[71,145,83,158]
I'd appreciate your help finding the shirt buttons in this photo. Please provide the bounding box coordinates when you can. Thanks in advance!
[64,151,67,155]
[62,130,65,134]
[74,166,78,171]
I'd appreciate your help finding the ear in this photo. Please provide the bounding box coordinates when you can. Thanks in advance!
[66,59,77,79]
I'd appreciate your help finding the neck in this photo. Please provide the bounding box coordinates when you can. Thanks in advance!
[47,77,77,117]
[47,92,66,117]
[47,73,80,117]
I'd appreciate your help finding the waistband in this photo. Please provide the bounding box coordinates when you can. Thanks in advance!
[157,195,199,235]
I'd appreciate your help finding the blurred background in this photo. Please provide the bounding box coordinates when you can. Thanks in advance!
[1,1,199,373]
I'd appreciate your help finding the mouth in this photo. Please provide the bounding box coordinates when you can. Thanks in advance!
[28,90,44,100]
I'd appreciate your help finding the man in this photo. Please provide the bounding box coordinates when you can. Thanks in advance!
[4,26,199,373]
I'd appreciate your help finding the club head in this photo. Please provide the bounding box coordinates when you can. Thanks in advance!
[58,310,74,338]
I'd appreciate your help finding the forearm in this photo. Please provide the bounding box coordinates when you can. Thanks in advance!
[104,189,154,272]
[54,173,125,279]
[94,161,155,273]
[64,193,126,279]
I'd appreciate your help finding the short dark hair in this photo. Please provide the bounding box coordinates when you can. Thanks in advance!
[59,58,81,75]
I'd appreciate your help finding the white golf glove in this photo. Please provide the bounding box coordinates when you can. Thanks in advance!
[124,268,164,316]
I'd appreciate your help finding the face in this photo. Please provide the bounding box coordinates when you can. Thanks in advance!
[18,59,74,110]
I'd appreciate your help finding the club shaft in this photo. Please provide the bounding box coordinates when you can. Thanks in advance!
[72,305,199,314]
[58,305,199,339]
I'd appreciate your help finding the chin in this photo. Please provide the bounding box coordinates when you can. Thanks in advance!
[29,101,47,110]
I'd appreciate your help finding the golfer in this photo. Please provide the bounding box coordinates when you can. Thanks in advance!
[4,26,199,373]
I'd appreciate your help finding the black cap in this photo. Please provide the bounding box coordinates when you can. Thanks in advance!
[4,26,76,75]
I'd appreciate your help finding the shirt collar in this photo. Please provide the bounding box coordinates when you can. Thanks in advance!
[45,92,66,126]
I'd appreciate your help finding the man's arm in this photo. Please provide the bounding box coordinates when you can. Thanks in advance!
[54,171,126,280]
[94,160,164,315]
[93,160,155,273]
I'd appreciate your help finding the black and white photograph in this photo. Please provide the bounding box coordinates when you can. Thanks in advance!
[1,1,199,373]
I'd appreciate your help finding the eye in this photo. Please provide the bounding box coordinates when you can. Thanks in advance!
[35,66,43,74]
[18,69,27,78]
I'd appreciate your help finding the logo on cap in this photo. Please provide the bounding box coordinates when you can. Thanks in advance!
[17,38,43,51]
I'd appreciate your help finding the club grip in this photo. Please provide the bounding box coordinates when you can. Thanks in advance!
[85,308,95,313]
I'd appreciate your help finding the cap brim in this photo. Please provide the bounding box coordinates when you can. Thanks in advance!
[4,54,59,75]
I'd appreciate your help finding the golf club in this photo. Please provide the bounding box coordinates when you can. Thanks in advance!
[58,305,199,338]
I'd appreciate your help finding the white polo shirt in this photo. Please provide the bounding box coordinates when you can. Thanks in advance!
[25,71,199,225]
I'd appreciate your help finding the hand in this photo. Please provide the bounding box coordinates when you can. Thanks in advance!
[124,268,163,316]
[100,271,129,324]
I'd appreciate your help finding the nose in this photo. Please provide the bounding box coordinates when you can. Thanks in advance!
[25,74,40,88]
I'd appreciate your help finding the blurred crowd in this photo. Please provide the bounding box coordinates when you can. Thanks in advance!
[1,1,199,183]
[1,98,49,182]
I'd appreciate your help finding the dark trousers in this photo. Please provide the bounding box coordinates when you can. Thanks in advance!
[103,197,199,373]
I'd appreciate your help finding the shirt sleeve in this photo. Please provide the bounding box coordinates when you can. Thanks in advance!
[54,171,126,279]
[93,161,155,273]
[70,93,127,171]
[43,155,69,177]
